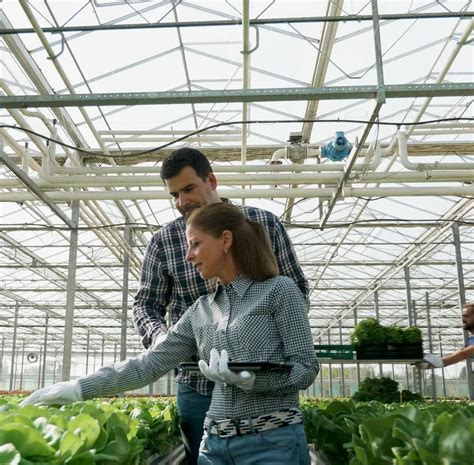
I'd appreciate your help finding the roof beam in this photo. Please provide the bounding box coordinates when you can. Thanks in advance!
[0,11,472,35]
[0,83,472,108]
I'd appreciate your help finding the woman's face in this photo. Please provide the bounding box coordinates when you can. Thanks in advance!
[186,226,226,279]
[185,224,229,281]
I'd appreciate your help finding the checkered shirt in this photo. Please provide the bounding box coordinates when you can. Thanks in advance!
[80,274,319,421]
[132,204,309,395]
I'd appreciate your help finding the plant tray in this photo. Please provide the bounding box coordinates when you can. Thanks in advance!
[356,342,423,360]
[314,344,356,360]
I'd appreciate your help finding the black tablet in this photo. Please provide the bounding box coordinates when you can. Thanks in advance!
[179,362,293,372]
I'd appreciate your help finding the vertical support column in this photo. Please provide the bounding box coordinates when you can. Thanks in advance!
[62,200,80,381]
[37,346,43,389]
[9,302,19,391]
[52,349,57,384]
[0,335,4,381]
[319,334,324,395]
[409,299,416,392]
[425,292,436,398]
[412,300,417,326]
[114,342,117,363]
[41,314,49,388]
[101,336,105,368]
[339,321,345,396]
[120,225,132,361]
[452,223,474,399]
[19,339,25,390]
[353,308,361,388]
[328,331,333,397]
[439,333,447,397]
[373,290,383,378]
[240,0,250,167]
[85,331,90,374]
[370,0,386,104]
[405,364,411,391]
[404,266,413,326]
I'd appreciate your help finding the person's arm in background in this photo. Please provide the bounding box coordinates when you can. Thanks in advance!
[442,344,474,366]
[133,233,171,348]
[422,344,474,368]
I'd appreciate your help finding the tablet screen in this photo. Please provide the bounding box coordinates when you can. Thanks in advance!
[179,362,293,372]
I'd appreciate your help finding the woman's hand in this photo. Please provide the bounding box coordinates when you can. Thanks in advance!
[20,380,82,406]
[199,349,255,391]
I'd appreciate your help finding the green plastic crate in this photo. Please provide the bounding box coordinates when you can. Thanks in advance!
[314,344,356,360]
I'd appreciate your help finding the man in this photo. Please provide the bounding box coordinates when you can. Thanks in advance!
[422,302,474,368]
[132,147,308,465]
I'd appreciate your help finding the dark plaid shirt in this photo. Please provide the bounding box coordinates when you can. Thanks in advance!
[132,204,308,394]
[83,275,318,419]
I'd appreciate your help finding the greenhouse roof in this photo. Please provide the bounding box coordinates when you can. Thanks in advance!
[0,0,473,375]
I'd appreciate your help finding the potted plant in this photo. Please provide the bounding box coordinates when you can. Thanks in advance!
[350,318,423,360]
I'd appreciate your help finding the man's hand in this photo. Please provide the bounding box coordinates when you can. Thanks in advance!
[198,349,255,391]
[422,353,444,368]
[20,380,82,406]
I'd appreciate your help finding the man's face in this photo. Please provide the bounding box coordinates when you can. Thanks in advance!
[462,307,474,333]
[165,166,218,218]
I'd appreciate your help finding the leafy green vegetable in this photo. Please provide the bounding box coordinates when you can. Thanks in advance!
[351,318,422,346]
[0,443,21,465]
[0,396,180,464]
[352,377,422,403]
[301,398,474,465]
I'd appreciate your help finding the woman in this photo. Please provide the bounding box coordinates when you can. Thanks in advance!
[22,203,319,465]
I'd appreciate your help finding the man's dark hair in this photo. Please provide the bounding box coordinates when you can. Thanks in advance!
[160,147,213,181]
[464,303,474,314]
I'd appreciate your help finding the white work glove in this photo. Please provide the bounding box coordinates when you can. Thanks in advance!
[198,349,256,391]
[20,380,82,407]
[423,353,444,368]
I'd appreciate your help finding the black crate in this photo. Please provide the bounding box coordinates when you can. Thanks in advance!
[314,344,355,360]
[356,342,423,360]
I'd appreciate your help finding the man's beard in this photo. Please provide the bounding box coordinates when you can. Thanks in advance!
[179,204,199,218]
[463,322,474,332]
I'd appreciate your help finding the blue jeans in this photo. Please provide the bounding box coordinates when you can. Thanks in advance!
[198,423,310,465]
[176,383,212,465]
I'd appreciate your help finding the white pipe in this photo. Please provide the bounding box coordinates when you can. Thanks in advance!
[0,129,41,173]
[1,185,474,202]
[98,130,242,135]
[412,123,474,130]
[269,148,287,164]
[100,136,242,143]
[410,129,474,136]
[3,167,474,190]
[48,144,383,177]
[398,127,474,170]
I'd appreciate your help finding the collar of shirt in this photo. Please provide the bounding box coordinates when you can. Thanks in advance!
[212,274,254,301]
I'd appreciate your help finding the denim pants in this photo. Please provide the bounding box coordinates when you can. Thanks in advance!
[198,423,310,465]
[176,383,212,465]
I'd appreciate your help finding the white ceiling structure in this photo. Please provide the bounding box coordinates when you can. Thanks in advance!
[0,1,473,382]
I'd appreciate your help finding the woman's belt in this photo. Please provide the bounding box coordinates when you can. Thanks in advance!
[204,407,302,438]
